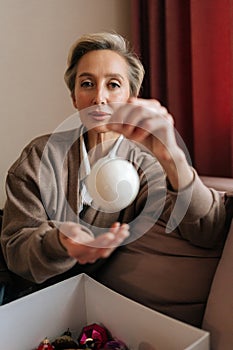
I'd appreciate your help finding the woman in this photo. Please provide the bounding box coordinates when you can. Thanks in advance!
[1,33,226,325]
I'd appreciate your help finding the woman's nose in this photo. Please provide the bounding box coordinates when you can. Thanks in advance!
[92,87,107,105]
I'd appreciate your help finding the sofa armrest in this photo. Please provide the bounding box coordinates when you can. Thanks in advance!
[200,176,233,193]
[202,176,233,348]
[202,219,233,349]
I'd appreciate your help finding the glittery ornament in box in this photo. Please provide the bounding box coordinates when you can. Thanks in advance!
[0,274,209,350]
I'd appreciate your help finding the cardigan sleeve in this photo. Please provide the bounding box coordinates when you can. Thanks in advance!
[1,138,79,283]
[163,169,226,248]
[1,173,77,284]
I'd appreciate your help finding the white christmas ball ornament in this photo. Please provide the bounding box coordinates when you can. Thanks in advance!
[86,157,140,212]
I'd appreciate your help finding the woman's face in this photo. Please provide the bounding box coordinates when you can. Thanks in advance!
[72,49,131,133]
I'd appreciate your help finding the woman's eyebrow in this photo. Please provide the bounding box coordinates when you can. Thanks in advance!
[78,72,93,78]
[78,72,125,80]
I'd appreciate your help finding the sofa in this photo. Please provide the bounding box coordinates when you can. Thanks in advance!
[0,176,232,350]
[200,176,233,349]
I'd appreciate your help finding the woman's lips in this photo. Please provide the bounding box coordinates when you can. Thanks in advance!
[88,111,112,121]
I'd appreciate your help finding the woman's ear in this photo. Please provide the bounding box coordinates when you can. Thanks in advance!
[71,93,77,109]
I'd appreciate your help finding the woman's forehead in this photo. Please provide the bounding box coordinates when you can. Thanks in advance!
[76,49,129,77]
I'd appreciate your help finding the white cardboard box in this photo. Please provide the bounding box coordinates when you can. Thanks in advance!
[0,274,209,350]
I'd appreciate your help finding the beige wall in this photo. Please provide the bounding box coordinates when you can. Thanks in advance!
[0,0,131,207]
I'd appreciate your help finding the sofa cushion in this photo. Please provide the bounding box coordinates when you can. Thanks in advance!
[201,176,233,193]
[202,194,233,349]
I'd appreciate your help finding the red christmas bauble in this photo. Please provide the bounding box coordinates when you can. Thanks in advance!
[36,337,55,350]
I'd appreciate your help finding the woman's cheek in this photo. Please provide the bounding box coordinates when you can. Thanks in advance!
[74,92,93,110]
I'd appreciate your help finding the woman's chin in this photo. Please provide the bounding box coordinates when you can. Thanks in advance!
[85,123,110,134]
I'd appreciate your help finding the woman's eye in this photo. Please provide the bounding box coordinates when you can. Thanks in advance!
[80,81,93,88]
[109,81,121,89]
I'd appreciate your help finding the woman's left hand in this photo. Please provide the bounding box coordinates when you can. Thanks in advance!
[108,97,181,163]
[108,97,193,190]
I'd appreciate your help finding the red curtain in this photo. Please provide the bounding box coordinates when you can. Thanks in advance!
[131,0,233,177]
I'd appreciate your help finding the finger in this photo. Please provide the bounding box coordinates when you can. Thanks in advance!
[93,224,130,249]
[99,225,130,257]
[109,222,120,233]
[118,105,151,137]
[109,100,171,140]
[128,97,161,108]
[108,103,133,131]
[108,223,130,247]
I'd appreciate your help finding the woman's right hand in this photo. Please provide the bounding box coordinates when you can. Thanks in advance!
[58,222,129,264]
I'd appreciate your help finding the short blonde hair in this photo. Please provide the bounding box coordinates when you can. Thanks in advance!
[64,32,145,97]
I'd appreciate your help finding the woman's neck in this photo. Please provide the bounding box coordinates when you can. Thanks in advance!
[87,130,120,163]
[87,130,119,151]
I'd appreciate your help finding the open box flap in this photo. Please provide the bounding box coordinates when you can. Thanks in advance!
[0,274,86,350]
[83,274,209,350]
